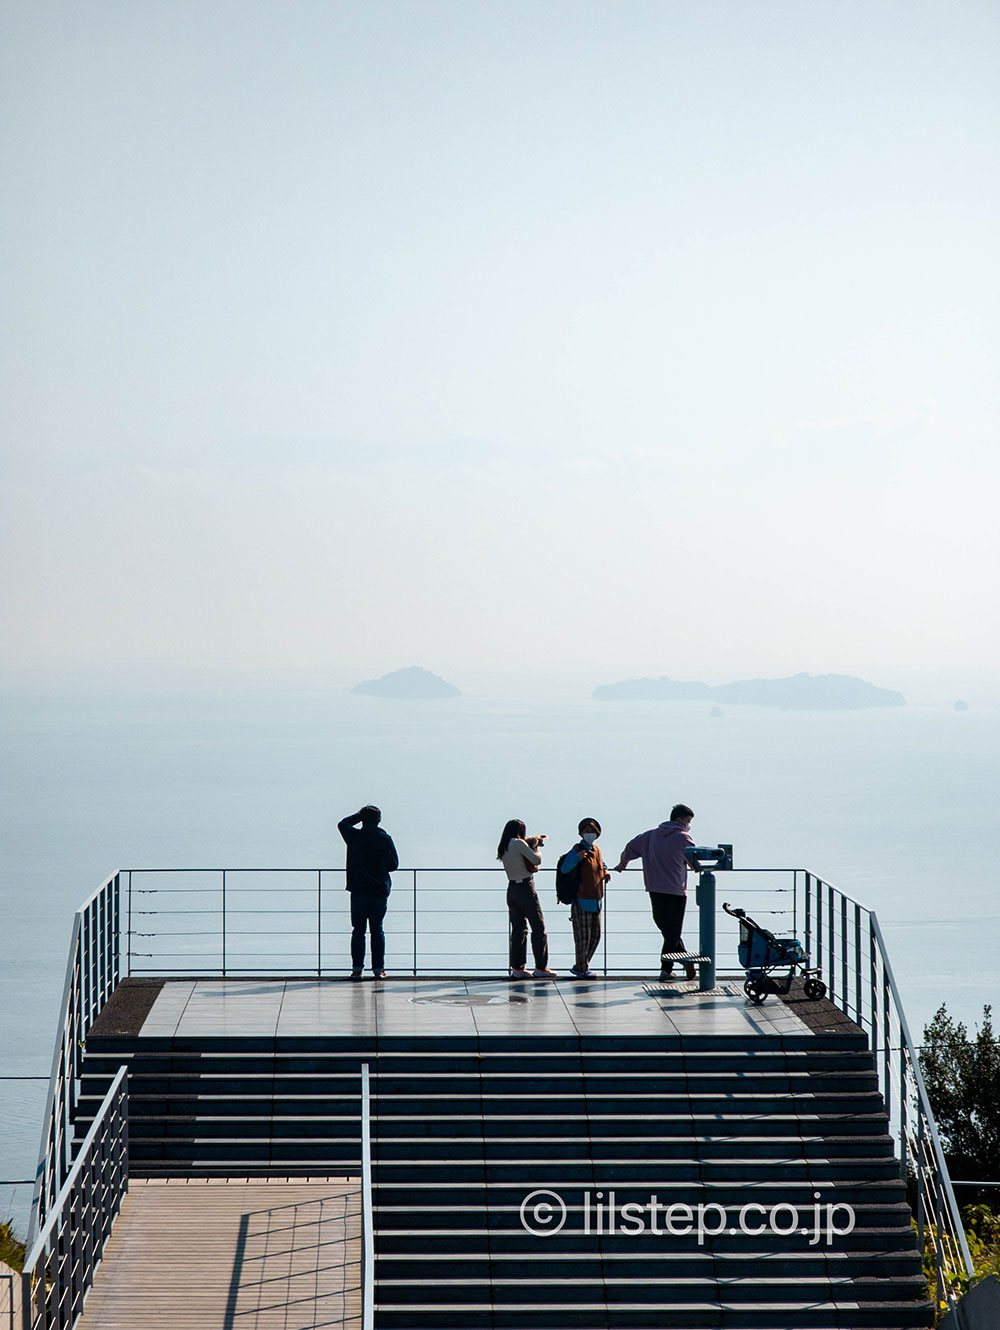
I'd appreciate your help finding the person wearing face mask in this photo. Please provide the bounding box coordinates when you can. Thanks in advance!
[558,817,610,978]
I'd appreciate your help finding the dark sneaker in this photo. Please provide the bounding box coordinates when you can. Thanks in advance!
[684,963,697,981]
[509,968,531,979]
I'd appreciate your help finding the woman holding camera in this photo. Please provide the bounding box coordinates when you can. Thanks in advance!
[497,819,557,979]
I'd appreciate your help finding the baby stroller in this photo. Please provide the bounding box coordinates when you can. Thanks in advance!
[722,901,827,1005]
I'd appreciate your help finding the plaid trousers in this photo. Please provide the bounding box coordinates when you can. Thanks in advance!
[570,901,602,970]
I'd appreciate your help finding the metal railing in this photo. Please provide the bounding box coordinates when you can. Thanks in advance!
[360,1063,374,1330]
[23,862,976,1318]
[27,876,119,1248]
[21,1067,128,1330]
[121,865,795,976]
[802,874,975,1302]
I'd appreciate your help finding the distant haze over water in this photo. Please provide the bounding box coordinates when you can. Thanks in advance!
[1,679,998,1227]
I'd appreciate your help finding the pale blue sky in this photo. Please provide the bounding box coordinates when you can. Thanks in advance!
[2,1,998,684]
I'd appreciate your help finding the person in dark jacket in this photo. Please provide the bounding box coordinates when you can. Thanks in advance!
[338,805,399,978]
[613,804,696,980]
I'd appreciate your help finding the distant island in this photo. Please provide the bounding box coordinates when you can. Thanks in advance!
[351,666,461,699]
[593,672,905,710]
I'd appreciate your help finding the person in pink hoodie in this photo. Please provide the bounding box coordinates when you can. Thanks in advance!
[613,804,697,980]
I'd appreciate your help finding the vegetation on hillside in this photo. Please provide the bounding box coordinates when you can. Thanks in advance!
[920,1003,1000,1202]
[919,1003,1000,1316]
[0,1218,25,1273]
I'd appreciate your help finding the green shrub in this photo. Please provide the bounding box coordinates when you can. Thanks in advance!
[0,1218,25,1273]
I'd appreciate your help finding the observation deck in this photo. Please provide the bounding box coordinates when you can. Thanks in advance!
[18,867,969,1330]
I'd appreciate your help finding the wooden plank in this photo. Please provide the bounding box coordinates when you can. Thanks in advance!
[76,1177,362,1329]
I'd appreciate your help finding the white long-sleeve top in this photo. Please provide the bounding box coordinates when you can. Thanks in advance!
[501,838,541,882]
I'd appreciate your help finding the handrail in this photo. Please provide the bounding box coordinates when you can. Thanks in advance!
[360,1063,374,1330]
[121,865,794,978]
[870,914,974,1287]
[21,1067,128,1330]
[27,873,119,1247]
[799,874,975,1305]
[21,863,976,1317]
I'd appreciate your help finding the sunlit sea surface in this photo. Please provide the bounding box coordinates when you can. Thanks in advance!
[2,683,998,1230]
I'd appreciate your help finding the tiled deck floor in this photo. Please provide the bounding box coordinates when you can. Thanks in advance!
[140,977,811,1039]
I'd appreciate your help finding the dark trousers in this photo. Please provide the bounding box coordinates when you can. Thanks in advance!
[507,880,548,970]
[350,892,388,971]
[649,891,687,972]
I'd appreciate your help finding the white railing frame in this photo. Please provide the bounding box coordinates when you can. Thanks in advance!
[21,1067,128,1330]
[360,1063,374,1330]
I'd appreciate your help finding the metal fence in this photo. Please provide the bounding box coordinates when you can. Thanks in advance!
[21,1068,128,1330]
[121,865,795,976]
[24,862,976,1317]
[802,873,975,1300]
[26,876,119,1250]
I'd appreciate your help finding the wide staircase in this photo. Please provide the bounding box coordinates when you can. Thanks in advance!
[79,1029,933,1329]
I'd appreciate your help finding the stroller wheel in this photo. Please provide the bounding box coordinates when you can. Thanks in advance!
[744,978,768,1005]
[803,977,827,1001]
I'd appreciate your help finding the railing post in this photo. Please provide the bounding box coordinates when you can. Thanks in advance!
[815,879,823,981]
[361,1063,374,1330]
[112,873,121,992]
[840,895,848,1011]
[854,902,862,1026]
[412,870,418,976]
[126,870,133,976]
[934,1185,946,1308]
[882,967,892,1135]
[317,869,322,978]
[221,869,227,978]
[804,872,812,963]
[602,884,608,977]
[827,885,835,1004]
[869,926,879,1068]
[916,1113,926,1253]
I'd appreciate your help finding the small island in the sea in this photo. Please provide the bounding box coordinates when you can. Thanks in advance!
[593,671,905,710]
[351,665,461,699]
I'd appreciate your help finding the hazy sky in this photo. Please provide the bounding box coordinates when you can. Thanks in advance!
[3,1,998,685]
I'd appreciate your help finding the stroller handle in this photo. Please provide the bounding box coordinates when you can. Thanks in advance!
[722,901,746,919]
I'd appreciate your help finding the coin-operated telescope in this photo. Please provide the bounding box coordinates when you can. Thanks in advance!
[682,844,734,989]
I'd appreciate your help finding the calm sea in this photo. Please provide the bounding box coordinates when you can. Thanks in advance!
[2,683,998,1229]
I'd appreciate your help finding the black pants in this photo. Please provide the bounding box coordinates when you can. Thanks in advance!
[507,879,548,970]
[350,893,388,971]
[649,892,687,972]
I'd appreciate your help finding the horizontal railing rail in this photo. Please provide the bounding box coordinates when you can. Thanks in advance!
[21,1067,128,1330]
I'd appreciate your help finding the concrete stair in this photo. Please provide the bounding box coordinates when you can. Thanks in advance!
[78,1030,934,1328]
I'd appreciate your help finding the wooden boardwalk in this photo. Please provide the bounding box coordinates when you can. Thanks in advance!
[76,1177,362,1330]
